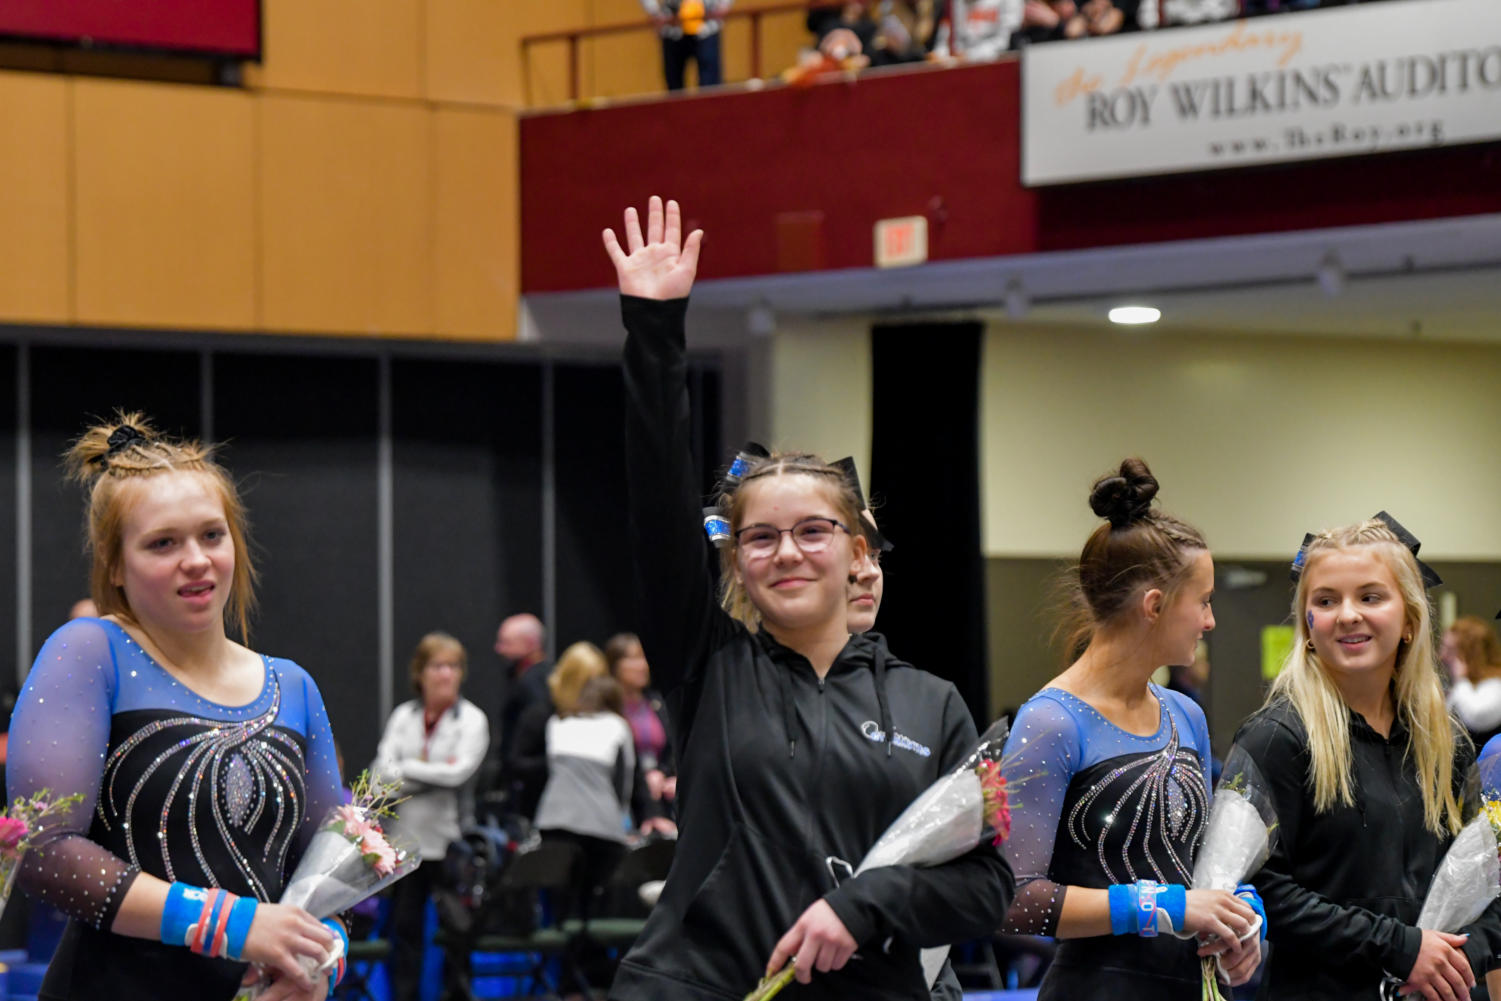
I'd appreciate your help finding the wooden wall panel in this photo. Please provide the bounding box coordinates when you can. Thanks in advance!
[0,72,70,323]
[516,0,592,108]
[581,32,661,99]
[73,79,256,329]
[425,0,515,106]
[432,107,517,340]
[733,8,811,82]
[585,0,660,98]
[251,0,423,99]
[259,95,432,336]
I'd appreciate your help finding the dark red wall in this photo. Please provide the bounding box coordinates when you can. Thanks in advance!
[1,0,260,57]
[520,59,1501,294]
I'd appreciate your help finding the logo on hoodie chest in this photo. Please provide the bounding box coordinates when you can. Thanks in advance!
[859,720,932,758]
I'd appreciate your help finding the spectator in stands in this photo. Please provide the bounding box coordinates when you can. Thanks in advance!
[1242,0,1319,15]
[374,631,491,1001]
[808,1,878,58]
[1009,1,1089,47]
[1444,615,1501,748]
[507,640,609,819]
[642,0,733,91]
[495,612,549,759]
[605,632,677,810]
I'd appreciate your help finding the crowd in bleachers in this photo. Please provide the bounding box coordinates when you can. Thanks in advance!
[803,0,1406,66]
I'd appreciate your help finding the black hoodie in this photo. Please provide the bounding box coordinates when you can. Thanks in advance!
[610,295,1014,1001]
[1234,698,1501,1000]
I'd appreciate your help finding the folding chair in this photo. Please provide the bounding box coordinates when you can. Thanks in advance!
[438,837,583,1000]
[559,835,677,958]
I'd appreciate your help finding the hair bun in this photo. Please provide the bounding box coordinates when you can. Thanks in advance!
[1089,457,1160,529]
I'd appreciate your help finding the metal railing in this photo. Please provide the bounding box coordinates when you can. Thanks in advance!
[520,1,843,105]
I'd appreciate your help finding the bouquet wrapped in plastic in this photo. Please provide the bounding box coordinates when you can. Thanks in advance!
[0,789,85,924]
[1377,799,1501,1000]
[744,718,1014,1001]
[234,772,420,999]
[1190,748,1278,1001]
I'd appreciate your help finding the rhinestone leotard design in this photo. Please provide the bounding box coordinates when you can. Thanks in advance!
[8,618,341,1001]
[1001,686,1212,1000]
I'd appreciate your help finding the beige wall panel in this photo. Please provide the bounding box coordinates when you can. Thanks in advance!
[980,328,1501,560]
[254,0,423,99]
[73,79,256,329]
[432,107,517,340]
[259,95,432,336]
[0,72,69,323]
[768,316,872,479]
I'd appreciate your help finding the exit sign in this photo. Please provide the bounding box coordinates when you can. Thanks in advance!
[873,216,928,269]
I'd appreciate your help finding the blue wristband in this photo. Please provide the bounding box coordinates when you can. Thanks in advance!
[324,918,349,992]
[1236,883,1268,943]
[160,882,211,948]
[1155,883,1187,935]
[1107,881,1187,937]
[224,895,259,961]
[1107,883,1139,936]
[1135,880,1164,938]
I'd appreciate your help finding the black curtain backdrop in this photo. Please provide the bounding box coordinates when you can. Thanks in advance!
[28,347,202,651]
[213,353,383,771]
[554,360,722,652]
[4,340,723,779]
[869,322,989,725]
[391,358,544,747]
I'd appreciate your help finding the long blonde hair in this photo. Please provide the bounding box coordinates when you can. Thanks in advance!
[1269,519,1463,836]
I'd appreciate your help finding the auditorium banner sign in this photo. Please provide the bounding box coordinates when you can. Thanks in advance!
[1020,0,1501,185]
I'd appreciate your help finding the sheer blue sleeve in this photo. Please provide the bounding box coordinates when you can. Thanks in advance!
[275,661,344,870]
[1479,734,1501,798]
[999,694,1081,936]
[1173,692,1213,774]
[8,620,139,930]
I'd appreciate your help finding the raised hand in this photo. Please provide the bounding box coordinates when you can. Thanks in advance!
[602,196,704,301]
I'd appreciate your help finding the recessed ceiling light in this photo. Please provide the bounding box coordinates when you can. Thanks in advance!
[1108,305,1161,325]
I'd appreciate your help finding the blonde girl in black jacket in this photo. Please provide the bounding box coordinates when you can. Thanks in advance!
[601,196,1014,1001]
[1234,518,1501,1001]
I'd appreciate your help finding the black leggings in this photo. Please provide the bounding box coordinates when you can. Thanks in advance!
[388,858,452,1001]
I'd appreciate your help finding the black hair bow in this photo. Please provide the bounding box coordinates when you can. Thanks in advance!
[1289,511,1442,588]
[832,456,893,553]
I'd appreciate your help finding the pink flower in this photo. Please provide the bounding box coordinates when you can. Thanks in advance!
[332,804,366,840]
[0,816,28,854]
[359,831,398,877]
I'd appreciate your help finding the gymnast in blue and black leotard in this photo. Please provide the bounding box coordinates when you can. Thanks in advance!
[999,459,1261,1001]
[8,415,343,1001]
